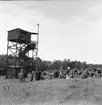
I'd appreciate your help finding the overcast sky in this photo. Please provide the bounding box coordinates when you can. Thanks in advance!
[0,0,102,64]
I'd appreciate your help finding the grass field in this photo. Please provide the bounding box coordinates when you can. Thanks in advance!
[0,76,102,105]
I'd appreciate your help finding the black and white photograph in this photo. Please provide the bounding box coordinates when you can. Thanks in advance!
[0,0,102,105]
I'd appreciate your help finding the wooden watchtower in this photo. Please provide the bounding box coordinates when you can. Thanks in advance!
[6,24,39,78]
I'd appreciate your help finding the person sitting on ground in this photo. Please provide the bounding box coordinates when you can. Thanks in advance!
[66,74,70,80]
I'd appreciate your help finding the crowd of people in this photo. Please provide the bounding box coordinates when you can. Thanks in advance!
[60,67,102,79]
[18,69,42,82]
[18,67,102,82]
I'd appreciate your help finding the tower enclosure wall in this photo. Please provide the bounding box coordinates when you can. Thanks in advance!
[7,66,21,78]
[8,28,31,43]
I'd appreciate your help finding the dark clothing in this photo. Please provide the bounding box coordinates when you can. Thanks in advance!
[30,73,34,81]
[35,71,41,80]
[23,71,27,78]
[54,70,59,78]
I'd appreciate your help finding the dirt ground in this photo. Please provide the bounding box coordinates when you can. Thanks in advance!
[0,76,102,105]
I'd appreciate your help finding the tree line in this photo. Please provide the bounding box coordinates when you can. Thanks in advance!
[0,54,102,72]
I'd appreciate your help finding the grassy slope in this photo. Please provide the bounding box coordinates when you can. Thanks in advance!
[0,77,102,105]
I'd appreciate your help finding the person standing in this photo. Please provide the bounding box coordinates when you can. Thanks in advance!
[18,69,24,82]
[30,71,35,81]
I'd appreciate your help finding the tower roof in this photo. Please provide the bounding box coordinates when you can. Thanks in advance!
[8,28,32,34]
